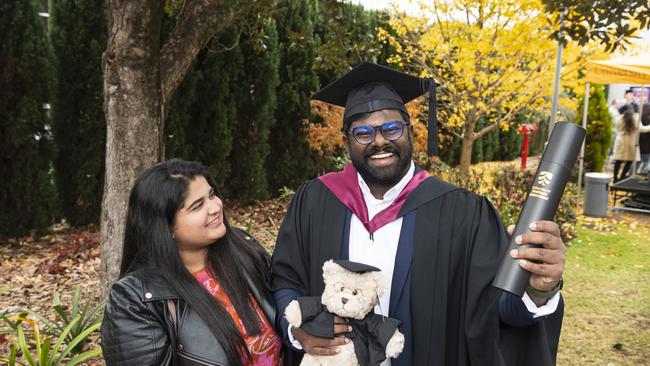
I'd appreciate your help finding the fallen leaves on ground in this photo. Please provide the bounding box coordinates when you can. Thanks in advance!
[1,190,648,363]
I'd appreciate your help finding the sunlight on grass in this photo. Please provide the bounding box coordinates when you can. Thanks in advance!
[558,222,650,365]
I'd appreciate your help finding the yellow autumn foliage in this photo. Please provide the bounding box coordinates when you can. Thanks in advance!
[378,0,606,170]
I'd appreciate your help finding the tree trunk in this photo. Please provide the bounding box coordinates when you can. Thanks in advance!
[99,0,261,297]
[100,0,162,296]
[459,118,477,172]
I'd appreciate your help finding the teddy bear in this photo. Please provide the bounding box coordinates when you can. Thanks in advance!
[284,259,405,366]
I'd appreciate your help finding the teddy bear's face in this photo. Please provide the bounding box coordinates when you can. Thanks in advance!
[320,261,387,320]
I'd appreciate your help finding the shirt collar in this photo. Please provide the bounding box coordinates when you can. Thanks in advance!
[358,161,415,204]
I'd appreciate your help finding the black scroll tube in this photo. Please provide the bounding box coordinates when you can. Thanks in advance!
[493,122,585,296]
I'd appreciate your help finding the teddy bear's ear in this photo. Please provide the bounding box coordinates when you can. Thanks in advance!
[322,260,342,280]
[372,271,389,297]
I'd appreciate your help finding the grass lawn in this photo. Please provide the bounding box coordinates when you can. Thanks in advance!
[558,217,650,365]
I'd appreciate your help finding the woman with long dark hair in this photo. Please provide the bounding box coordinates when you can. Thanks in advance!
[613,110,650,182]
[101,159,283,366]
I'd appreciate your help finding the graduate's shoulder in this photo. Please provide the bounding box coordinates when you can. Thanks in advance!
[417,176,492,210]
[293,177,331,198]
[285,177,338,212]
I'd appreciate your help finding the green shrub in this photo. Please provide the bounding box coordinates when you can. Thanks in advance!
[0,286,104,365]
[2,315,101,366]
[27,286,106,353]
[430,163,577,241]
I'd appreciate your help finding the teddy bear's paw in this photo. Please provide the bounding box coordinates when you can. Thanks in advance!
[337,342,360,365]
[284,300,303,327]
[385,329,405,358]
[302,343,358,366]
[299,354,322,366]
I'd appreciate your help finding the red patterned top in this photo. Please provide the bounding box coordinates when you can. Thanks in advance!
[193,268,283,366]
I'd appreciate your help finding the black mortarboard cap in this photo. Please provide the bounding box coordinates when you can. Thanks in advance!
[333,260,380,273]
[312,61,438,155]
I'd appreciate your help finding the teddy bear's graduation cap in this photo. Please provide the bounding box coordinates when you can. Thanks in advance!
[332,260,380,273]
[311,61,438,155]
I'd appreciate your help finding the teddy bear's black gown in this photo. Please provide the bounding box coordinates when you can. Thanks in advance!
[292,296,402,366]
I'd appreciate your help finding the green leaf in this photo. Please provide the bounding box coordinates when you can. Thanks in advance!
[26,309,62,334]
[40,336,51,366]
[82,298,107,329]
[50,317,81,364]
[17,326,36,366]
[33,319,42,359]
[77,301,90,326]
[8,343,19,366]
[70,286,81,319]
[54,321,101,364]
[64,348,102,366]
[53,293,69,325]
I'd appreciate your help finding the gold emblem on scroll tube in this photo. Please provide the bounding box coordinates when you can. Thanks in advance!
[537,171,553,186]
[530,171,553,200]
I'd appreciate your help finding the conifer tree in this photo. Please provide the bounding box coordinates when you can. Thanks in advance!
[165,29,242,194]
[50,0,106,226]
[576,84,612,172]
[0,0,58,237]
[496,127,523,161]
[229,17,280,201]
[267,0,319,193]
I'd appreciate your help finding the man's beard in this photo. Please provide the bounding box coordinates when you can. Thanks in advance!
[351,143,412,188]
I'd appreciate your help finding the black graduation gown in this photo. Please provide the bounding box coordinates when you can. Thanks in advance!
[271,176,563,366]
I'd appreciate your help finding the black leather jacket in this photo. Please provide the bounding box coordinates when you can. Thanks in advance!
[100,233,282,366]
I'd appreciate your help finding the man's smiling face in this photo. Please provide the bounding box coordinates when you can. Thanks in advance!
[345,109,413,189]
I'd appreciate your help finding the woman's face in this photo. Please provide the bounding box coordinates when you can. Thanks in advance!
[173,176,227,250]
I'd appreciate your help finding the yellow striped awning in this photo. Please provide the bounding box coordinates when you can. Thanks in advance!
[585,55,650,84]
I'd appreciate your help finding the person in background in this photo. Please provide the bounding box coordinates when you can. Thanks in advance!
[618,89,639,114]
[638,103,650,175]
[613,110,650,182]
[101,159,284,366]
[608,99,622,160]
[609,99,621,121]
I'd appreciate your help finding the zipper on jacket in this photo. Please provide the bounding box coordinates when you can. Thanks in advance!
[177,348,224,366]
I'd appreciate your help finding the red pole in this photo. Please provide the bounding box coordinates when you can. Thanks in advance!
[521,133,530,170]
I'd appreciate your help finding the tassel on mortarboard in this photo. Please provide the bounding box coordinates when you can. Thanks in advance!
[427,79,438,156]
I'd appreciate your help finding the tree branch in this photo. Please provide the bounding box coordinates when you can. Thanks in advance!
[473,121,500,141]
[160,0,254,103]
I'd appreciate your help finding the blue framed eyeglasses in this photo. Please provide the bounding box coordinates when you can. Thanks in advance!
[349,121,410,145]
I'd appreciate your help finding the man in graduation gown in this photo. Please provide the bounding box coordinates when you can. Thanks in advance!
[271,62,565,366]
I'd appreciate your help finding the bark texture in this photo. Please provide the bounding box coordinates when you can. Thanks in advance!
[100,0,163,296]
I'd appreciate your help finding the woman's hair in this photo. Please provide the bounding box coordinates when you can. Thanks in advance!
[120,159,270,366]
[622,110,635,134]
